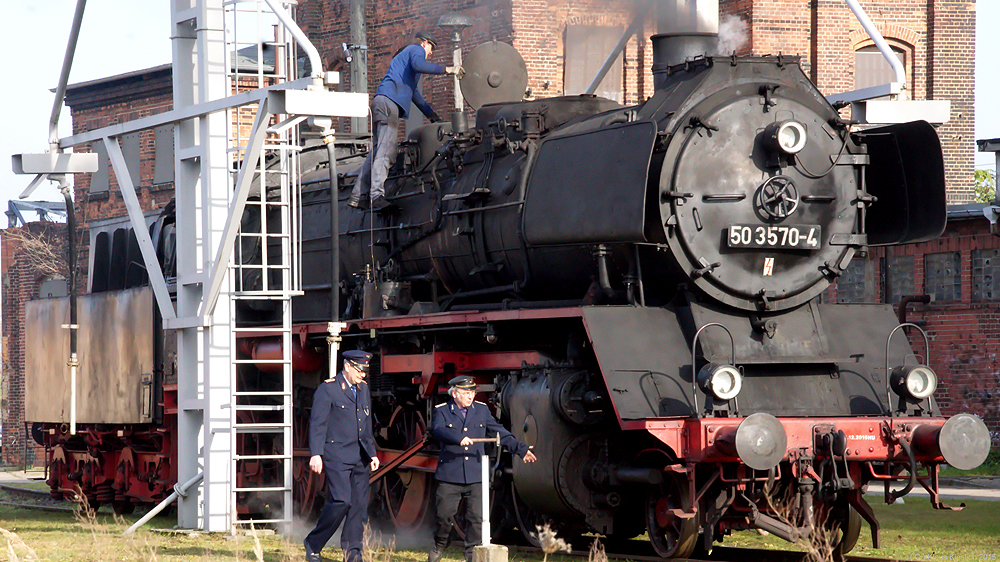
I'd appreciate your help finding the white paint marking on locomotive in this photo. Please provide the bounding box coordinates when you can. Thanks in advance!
[848,434,878,441]
[763,257,774,276]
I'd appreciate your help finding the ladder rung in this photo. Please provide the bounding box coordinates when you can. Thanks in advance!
[235,405,286,411]
[233,358,290,364]
[233,486,291,493]
[235,424,291,433]
[232,518,291,525]
[234,391,292,397]
[235,454,292,461]
[232,291,298,298]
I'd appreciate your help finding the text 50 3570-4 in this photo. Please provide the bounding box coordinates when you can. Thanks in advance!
[727,224,821,250]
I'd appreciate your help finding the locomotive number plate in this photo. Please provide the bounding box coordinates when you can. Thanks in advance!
[727,224,821,250]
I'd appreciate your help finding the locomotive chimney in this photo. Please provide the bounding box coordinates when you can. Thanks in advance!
[652,0,719,91]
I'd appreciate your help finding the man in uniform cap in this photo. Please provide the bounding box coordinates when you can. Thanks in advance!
[305,349,379,562]
[350,31,463,211]
[428,375,537,562]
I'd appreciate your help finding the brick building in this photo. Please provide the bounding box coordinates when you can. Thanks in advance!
[298,0,976,201]
[1,222,67,466]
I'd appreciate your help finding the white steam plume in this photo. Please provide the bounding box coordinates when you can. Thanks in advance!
[716,14,748,55]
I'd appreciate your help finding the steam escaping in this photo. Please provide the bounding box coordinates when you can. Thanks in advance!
[716,14,748,55]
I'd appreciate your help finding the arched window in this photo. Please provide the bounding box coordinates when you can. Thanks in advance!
[854,44,906,91]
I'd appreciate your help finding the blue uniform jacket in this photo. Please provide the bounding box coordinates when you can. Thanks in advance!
[308,371,377,465]
[374,43,445,119]
[431,400,529,484]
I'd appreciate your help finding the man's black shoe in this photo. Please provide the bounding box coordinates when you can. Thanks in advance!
[427,546,444,562]
[347,194,365,208]
[370,195,393,212]
[304,539,321,562]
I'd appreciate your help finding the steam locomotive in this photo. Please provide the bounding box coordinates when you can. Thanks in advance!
[28,32,991,558]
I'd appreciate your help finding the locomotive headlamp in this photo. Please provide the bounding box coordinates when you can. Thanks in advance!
[698,363,743,400]
[764,120,808,155]
[891,365,938,399]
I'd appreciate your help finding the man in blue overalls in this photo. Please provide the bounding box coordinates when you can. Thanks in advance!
[428,376,537,562]
[350,31,461,211]
[304,350,379,562]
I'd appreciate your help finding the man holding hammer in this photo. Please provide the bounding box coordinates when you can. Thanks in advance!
[428,376,536,562]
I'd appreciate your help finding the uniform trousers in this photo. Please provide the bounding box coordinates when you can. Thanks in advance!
[353,95,400,200]
[433,481,484,558]
[305,459,370,562]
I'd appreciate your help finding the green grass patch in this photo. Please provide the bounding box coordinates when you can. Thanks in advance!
[1,498,996,561]
[722,499,1000,560]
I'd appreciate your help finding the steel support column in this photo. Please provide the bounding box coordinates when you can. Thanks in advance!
[171,0,233,532]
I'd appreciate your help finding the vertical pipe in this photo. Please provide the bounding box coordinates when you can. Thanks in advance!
[61,182,78,435]
[481,450,490,545]
[327,136,340,321]
[453,46,463,112]
[350,0,368,134]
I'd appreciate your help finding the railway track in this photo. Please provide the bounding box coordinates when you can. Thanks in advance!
[0,481,78,513]
[515,543,926,562]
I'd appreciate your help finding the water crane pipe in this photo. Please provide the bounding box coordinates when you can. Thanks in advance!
[845,0,907,90]
[263,0,325,88]
[49,0,88,150]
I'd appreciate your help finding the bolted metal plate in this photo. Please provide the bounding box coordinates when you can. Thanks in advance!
[735,413,788,470]
[938,413,991,471]
[460,41,528,109]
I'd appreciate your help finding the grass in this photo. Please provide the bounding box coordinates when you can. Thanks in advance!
[0,497,997,561]
[723,499,1000,560]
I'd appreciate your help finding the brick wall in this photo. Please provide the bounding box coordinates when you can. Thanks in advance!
[300,0,972,200]
[64,67,175,291]
[825,217,1000,445]
[739,0,974,201]
[1,223,67,466]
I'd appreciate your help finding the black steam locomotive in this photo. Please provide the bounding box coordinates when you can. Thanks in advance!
[31,32,991,558]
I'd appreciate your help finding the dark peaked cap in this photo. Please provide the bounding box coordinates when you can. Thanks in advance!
[415,31,438,47]
[448,375,477,390]
[343,349,372,367]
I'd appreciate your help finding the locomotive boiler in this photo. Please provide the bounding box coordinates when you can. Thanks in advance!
[29,31,992,559]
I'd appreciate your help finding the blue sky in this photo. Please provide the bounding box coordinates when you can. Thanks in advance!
[1,2,996,208]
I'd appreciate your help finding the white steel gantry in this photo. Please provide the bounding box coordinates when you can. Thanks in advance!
[22,0,366,533]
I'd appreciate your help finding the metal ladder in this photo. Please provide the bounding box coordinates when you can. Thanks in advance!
[225,0,304,534]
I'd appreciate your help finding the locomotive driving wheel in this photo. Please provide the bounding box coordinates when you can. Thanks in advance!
[646,474,698,559]
[826,500,862,562]
[292,406,320,517]
[381,405,432,531]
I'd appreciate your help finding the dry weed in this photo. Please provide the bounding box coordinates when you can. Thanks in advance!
[762,489,838,562]
[362,522,396,562]
[71,487,159,561]
[1,527,40,561]
[587,536,607,562]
